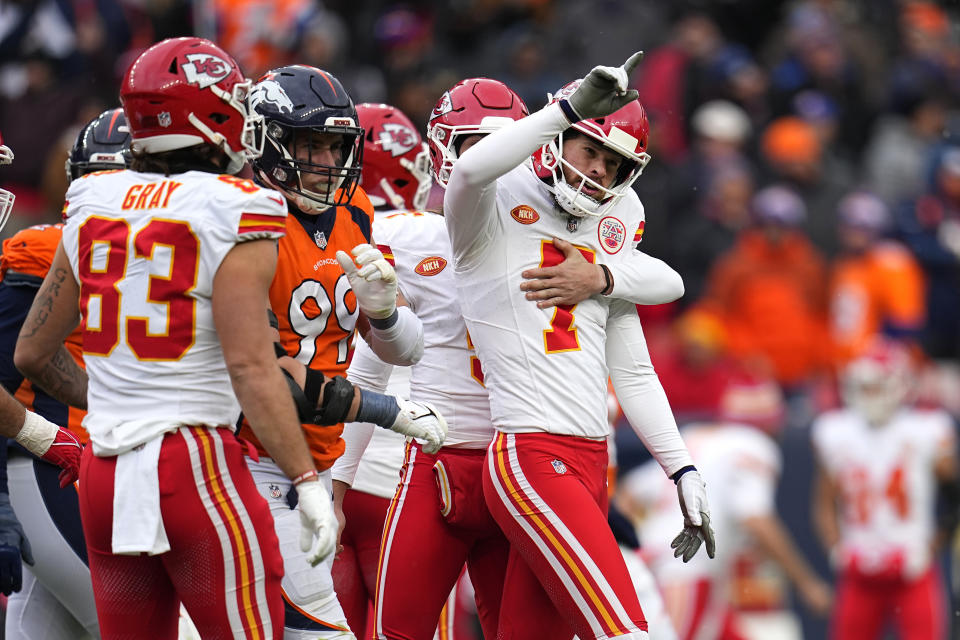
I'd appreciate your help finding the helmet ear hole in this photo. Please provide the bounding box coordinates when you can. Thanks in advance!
[209,113,230,124]
[168,59,177,74]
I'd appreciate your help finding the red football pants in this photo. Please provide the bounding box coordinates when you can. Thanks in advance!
[483,432,648,639]
[332,488,390,639]
[375,442,509,640]
[831,566,946,640]
[78,427,285,640]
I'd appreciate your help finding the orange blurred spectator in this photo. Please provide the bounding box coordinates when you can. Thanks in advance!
[703,185,830,389]
[211,0,318,78]
[828,190,925,365]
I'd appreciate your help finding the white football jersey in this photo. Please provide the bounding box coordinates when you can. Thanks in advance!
[375,210,492,448]
[624,424,781,583]
[811,407,954,578]
[450,165,644,438]
[61,170,287,455]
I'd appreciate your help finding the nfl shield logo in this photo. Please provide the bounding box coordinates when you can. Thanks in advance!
[158,112,172,128]
[551,459,567,474]
[314,230,328,249]
[269,484,282,499]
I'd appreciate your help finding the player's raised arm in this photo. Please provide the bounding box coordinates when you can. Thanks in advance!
[605,300,715,562]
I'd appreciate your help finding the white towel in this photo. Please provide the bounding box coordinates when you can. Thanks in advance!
[111,436,170,555]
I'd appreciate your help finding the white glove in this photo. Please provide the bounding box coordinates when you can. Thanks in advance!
[671,470,717,563]
[336,243,398,320]
[389,399,447,454]
[296,480,338,567]
[567,51,643,121]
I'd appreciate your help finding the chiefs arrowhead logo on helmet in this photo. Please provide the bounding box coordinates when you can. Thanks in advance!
[250,79,294,114]
[379,123,418,158]
[431,91,453,119]
[182,53,231,89]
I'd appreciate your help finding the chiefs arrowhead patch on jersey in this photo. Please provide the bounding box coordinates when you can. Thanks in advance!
[598,216,626,254]
[182,53,231,89]
[415,256,447,276]
[510,205,539,225]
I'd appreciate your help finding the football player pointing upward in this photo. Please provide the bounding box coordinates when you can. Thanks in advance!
[444,54,715,639]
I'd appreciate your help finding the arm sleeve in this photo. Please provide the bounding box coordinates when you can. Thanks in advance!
[606,301,693,476]
[332,338,395,486]
[444,102,573,265]
[365,306,424,366]
[607,251,685,305]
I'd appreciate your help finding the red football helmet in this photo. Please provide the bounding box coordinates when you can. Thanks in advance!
[426,78,528,188]
[356,103,431,211]
[120,37,262,175]
[0,130,13,233]
[842,336,914,425]
[532,80,651,217]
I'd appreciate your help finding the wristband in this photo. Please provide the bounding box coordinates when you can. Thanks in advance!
[368,308,399,330]
[558,99,581,123]
[292,469,319,486]
[670,465,697,485]
[15,411,57,457]
[600,264,614,296]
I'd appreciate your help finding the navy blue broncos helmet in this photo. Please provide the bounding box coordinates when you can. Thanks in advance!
[66,108,132,183]
[250,65,364,211]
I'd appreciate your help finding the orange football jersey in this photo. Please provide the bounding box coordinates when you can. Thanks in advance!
[1,224,88,442]
[240,189,374,471]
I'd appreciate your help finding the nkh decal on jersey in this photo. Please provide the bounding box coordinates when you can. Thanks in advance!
[414,256,447,276]
[597,216,626,254]
[510,205,539,225]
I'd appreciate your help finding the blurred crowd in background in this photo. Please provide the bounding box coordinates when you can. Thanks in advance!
[3,0,960,637]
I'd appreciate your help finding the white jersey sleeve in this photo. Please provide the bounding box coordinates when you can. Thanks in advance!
[607,247,685,305]
[61,170,286,454]
[444,102,573,267]
[606,299,692,476]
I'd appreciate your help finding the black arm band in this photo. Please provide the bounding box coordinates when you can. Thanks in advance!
[282,368,314,423]
[558,98,580,123]
[600,264,614,296]
[314,375,355,426]
[670,465,697,485]
[303,368,326,408]
[368,308,399,330]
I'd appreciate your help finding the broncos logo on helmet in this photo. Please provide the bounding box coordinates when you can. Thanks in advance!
[250,79,294,115]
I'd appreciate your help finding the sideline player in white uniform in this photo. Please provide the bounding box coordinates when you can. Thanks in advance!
[443,54,715,639]
[10,37,391,638]
[623,378,831,640]
[812,337,957,640]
